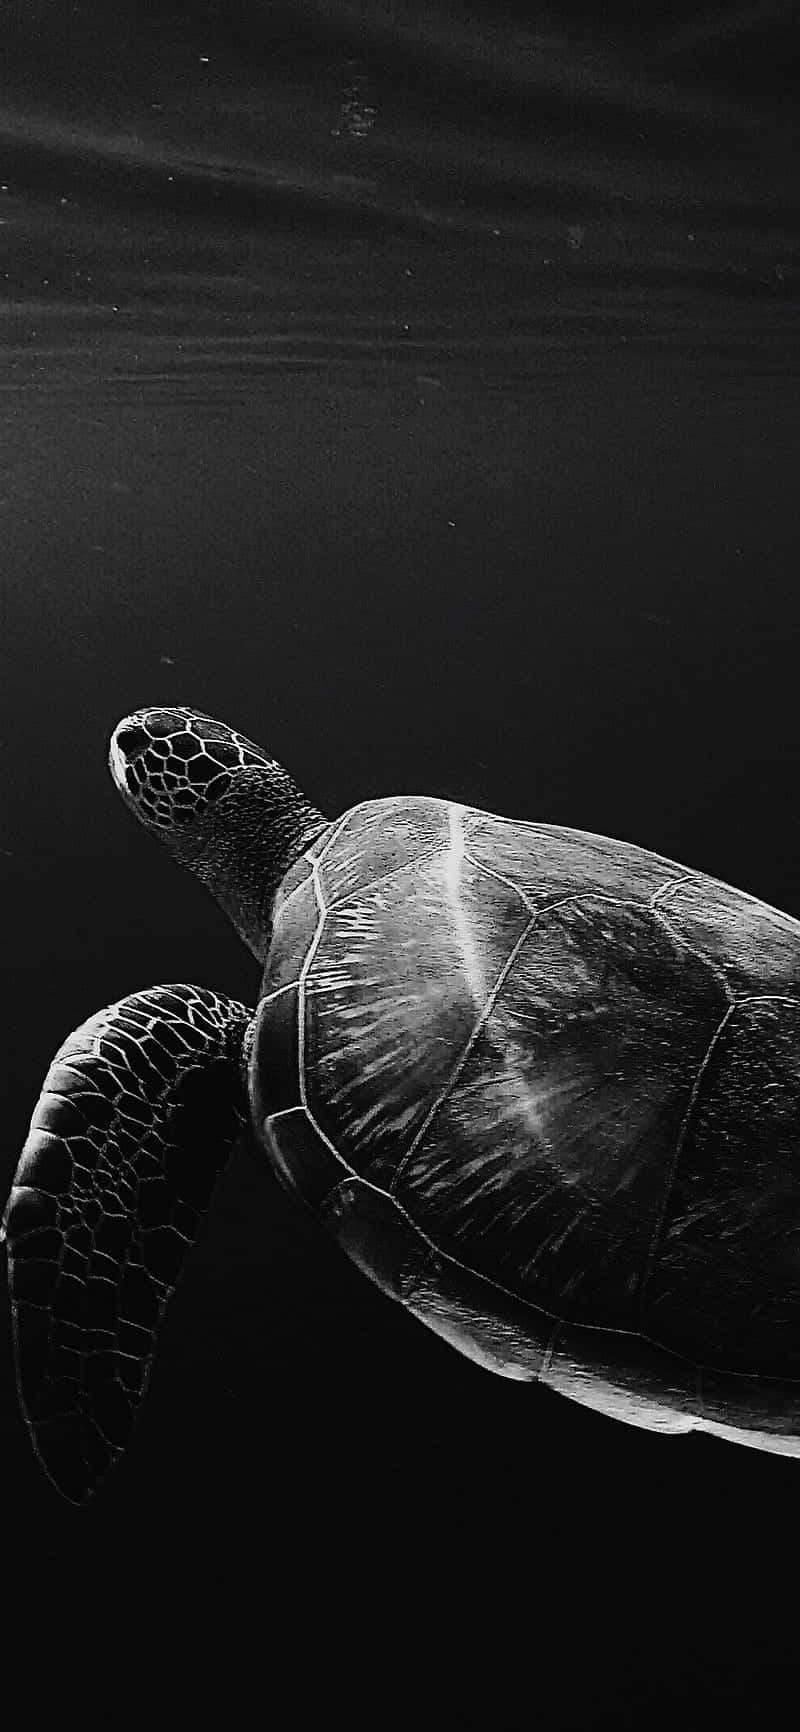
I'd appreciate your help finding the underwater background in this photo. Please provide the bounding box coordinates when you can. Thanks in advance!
[1,0,798,1700]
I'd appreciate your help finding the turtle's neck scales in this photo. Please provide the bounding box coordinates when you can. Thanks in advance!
[172,766,327,960]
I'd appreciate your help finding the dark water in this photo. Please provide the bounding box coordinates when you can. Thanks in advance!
[2,0,798,1692]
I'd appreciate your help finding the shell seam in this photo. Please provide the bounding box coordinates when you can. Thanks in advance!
[649,873,701,908]
[327,841,449,910]
[383,885,646,1197]
[462,850,539,916]
[389,914,541,1197]
[650,903,735,1007]
[326,1174,800,1385]
[638,1000,738,1319]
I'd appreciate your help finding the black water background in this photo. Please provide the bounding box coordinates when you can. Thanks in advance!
[1,0,798,1692]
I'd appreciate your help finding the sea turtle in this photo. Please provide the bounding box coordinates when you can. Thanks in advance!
[3,705,799,1502]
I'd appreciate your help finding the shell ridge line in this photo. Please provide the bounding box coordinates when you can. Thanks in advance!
[257,980,300,1011]
[387,887,659,1198]
[444,805,480,1001]
[649,873,701,908]
[462,849,538,916]
[329,1171,558,1327]
[297,855,330,1113]
[300,796,355,1115]
[310,801,362,869]
[276,870,317,923]
[647,856,800,930]
[388,801,511,1188]
[465,812,692,862]
[302,1099,359,1177]
[330,1174,798,1382]
[268,1100,356,1179]
[737,993,800,1010]
[389,908,540,1194]
[387,805,485,1182]
[296,801,361,1167]
[329,841,449,911]
[649,902,735,1006]
[462,817,800,929]
[637,1000,739,1318]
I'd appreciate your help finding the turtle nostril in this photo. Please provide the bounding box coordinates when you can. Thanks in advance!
[114,724,151,763]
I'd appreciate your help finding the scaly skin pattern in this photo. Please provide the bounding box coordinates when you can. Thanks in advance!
[108,706,287,834]
[2,985,253,1503]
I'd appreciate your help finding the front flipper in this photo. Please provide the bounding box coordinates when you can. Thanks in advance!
[1,984,253,1504]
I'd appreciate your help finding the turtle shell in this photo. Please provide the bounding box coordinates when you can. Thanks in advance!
[248,797,800,1455]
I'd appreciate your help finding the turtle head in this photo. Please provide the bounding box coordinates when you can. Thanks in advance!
[109,706,327,959]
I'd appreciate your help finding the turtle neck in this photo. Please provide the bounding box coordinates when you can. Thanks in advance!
[169,764,328,960]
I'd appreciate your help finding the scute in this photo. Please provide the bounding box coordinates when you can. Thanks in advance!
[642,996,800,1378]
[653,874,800,997]
[262,798,800,1416]
[304,840,532,1173]
[315,795,452,908]
[392,891,728,1334]
[463,812,690,910]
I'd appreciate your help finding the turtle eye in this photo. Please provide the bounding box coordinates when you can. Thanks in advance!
[114,724,150,763]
